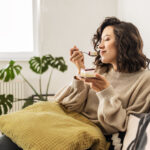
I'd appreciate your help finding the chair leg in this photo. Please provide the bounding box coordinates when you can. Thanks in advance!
[0,134,23,150]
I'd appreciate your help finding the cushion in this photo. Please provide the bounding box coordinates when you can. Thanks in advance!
[0,101,109,150]
[122,114,140,150]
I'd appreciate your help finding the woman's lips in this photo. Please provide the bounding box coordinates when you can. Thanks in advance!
[100,50,106,56]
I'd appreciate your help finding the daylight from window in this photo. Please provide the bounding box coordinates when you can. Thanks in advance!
[0,0,33,52]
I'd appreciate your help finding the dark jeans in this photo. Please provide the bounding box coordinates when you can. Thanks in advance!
[0,134,93,150]
[0,135,22,150]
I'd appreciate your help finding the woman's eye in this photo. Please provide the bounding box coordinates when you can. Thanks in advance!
[104,38,110,41]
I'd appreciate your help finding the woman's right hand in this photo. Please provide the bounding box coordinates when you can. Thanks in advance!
[70,46,85,74]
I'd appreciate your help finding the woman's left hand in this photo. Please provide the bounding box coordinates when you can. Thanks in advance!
[79,73,110,92]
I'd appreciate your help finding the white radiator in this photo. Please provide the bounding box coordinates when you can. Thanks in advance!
[0,80,25,113]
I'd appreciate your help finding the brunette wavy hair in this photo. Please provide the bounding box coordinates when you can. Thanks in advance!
[92,17,150,73]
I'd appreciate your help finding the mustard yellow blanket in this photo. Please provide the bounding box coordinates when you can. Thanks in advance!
[0,102,109,150]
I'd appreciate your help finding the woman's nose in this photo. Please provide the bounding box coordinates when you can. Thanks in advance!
[98,42,104,50]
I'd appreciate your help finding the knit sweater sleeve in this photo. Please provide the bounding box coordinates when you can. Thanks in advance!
[54,77,90,112]
[96,74,150,134]
[96,86,127,134]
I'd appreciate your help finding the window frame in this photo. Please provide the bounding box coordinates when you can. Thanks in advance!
[0,0,40,61]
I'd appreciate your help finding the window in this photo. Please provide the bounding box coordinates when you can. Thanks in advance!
[0,0,40,60]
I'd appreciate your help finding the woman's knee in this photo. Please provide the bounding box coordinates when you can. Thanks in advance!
[0,135,22,150]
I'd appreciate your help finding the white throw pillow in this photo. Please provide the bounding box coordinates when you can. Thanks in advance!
[122,114,140,150]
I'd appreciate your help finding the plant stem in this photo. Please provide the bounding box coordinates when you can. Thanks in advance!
[46,68,53,99]
[39,58,42,96]
[39,75,42,96]
[20,73,44,100]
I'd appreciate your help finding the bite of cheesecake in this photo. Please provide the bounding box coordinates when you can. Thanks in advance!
[88,51,98,56]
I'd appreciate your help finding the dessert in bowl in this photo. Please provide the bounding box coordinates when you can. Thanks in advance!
[80,68,96,78]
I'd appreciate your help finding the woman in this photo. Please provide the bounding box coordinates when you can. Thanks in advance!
[55,17,150,149]
[0,17,150,150]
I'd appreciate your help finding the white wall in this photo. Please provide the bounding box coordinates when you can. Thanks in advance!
[0,0,117,97]
[117,0,150,58]
[1,0,150,97]
[38,0,117,93]
[2,0,150,98]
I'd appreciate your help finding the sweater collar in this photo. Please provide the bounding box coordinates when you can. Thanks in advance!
[109,67,145,78]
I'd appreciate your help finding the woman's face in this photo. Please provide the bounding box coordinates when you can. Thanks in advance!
[98,26,118,70]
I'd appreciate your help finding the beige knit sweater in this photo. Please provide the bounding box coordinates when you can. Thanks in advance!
[55,67,150,135]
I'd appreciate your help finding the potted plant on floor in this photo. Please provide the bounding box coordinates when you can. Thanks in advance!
[0,54,68,114]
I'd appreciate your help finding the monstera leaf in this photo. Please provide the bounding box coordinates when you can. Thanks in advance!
[0,94,13,115]
[29,55,54,74]
[50,57,68,72]
[0,60,22,82]
[29,55,67,73]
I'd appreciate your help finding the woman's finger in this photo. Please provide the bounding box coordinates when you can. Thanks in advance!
[84,77,102,82]
[71,50,82,57]
[70,51,83,61]
[95,73,105,80]
[70,46,79,56]
[70,52,79,61]
[72,55,84,62]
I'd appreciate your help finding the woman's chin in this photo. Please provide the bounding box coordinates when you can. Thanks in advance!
[101,58,109,64]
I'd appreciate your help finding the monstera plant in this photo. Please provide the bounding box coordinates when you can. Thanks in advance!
[0,94,13,115]
[0,54,67,114]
